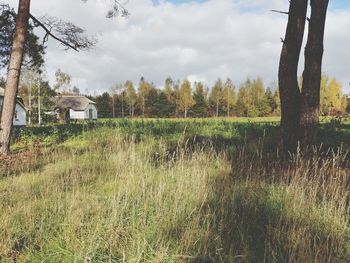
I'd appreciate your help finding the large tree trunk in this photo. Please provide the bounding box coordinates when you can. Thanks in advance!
[278,0,308,153]
[0,0,31,155]
[300,0,329,142]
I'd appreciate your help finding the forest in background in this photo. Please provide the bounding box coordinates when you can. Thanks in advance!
[1,70,349,124]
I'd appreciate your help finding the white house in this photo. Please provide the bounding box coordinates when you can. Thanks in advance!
[0,87,27,126]
[56,95,98,121]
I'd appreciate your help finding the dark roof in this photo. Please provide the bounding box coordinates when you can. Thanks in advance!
[56,96,96,111]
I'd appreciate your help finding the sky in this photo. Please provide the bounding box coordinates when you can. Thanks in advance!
[4,0,350,94]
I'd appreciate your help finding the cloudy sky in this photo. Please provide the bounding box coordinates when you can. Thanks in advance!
[4,0,350,94]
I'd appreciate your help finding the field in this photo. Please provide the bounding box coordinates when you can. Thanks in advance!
[1,118,350,262]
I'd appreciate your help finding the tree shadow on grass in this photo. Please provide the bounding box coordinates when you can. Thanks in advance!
[162,172,350,262]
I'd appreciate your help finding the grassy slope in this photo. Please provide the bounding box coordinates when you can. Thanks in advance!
[1,119,350,262]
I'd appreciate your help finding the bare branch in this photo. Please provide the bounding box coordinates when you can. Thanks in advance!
[107,0,130,18]
[30,14,97,52]
[271,9,289,15]
[81,0,130,18]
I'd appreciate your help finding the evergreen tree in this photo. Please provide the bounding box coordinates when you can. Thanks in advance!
[192,82,208,117]
[265,88,275,113]
[94,92,112,118]
[173,80,181,117]
[152,91,173,118]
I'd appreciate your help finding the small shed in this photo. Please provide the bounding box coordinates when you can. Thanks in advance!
[0,87,27,126]
[55,95,98,122]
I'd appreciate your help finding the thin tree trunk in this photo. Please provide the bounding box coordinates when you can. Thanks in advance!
[0,0,31,155]
[142,97,145,118]
[121,97,124,117]
[38,80,41,126]
[300,0,329,142]
[216,102,219,117]
[278,0,308,153]
[112,95,115,118]
[28,85,31,125]
[227,101,230,117]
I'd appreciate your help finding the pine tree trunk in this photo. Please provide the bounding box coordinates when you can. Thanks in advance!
[278,0,308,153]
[300,0,329,143]
[0,0,31,155]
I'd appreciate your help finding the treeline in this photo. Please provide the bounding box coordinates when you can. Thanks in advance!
[91,77,278,118]
[7,71,349,124]
[91,76,349,119]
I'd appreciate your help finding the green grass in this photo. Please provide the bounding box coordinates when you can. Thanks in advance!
[1,118,350,262]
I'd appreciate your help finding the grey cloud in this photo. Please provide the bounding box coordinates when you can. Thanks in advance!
[4,0,350,93]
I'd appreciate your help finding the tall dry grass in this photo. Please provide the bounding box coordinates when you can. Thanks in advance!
[0,127,349,262]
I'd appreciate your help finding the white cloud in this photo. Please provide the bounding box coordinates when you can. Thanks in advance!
[4,0,350,93]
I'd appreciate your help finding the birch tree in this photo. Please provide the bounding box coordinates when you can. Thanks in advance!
[179,79,194,118]
[0,0,128,154]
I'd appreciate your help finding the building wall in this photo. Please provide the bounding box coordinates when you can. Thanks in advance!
[84,104,98,120]
[69,109,85,119]
[69,104,98,120]
[0,97,27,126]
[14,103,27,126]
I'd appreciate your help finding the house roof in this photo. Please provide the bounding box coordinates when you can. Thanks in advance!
[55,96,96,111]
[0,87,26,110]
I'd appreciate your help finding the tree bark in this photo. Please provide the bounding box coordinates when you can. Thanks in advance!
[0,0,31,155]
[121,97,124,117]
[227,102,230,117]
[216,102,219,117]
[278,0,308,152]
[38,80,41,126]
[300,0,329,142]
[112,95,115,118]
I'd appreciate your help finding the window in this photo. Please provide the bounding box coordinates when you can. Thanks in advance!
[14,110,18,121]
